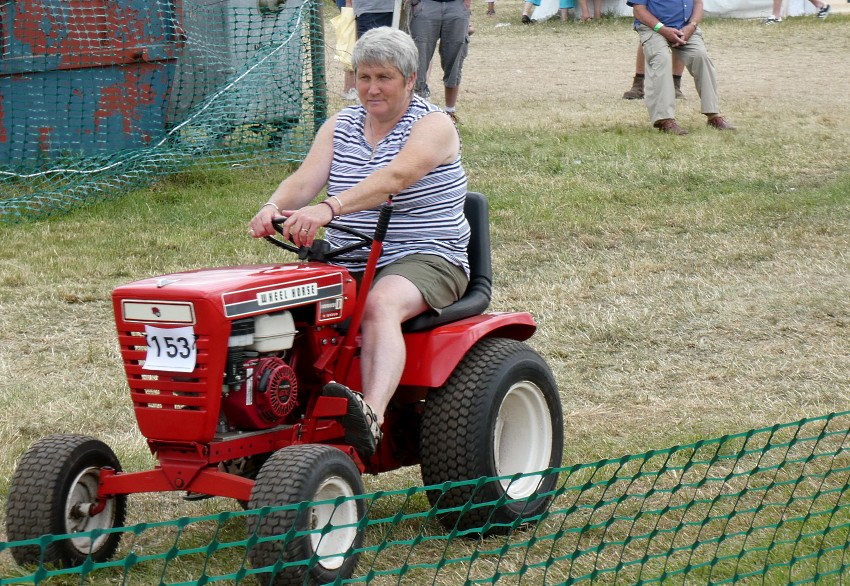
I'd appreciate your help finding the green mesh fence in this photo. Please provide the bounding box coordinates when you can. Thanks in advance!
[4,411,850,585]
[0,0,327,223]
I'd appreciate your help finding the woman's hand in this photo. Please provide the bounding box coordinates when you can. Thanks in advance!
[247,115,339,241]
[281,202,336,247]
[248,203,280,238]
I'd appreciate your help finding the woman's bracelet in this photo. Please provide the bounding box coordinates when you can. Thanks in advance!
[261,202,280,214]
[320,200,340,221]
[329,195,344,215]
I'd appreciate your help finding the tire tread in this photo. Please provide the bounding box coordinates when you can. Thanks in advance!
[5,434,125,566]
[248,444,364,586]
[420,338,562,532]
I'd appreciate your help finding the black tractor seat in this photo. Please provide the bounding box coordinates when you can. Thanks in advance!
[402,191,492,333]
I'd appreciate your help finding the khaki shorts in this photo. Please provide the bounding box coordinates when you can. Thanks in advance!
[352,254,468,314]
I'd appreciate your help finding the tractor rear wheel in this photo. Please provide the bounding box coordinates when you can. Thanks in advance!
[5,434,126,567]
[247,444,366,586]
[420,337,563,534]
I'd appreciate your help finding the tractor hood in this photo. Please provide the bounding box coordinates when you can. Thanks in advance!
[112,262,354,322]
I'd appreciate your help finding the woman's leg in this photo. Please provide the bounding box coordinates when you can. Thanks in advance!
[358,275,429,424]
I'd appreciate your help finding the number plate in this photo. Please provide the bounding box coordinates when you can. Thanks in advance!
[143,325,197,372]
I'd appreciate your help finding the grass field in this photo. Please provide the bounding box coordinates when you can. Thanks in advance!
[1,5,849,583]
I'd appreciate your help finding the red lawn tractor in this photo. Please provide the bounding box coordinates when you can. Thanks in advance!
[6,192,564,585]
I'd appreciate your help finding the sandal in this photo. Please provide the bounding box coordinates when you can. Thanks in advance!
[323,382,383,459]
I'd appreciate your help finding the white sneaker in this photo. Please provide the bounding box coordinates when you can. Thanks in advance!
[760,15,781,24]
[817,3,831,18]
[342,89,358,100]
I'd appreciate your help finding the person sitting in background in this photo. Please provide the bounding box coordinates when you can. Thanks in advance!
[628,0,735,134]
[623,44,686,100]
[249,28,469,459]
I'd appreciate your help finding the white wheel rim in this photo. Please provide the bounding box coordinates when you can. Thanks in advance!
[493,381,553,499]
[64,467,115,554]
[309,476,358,571]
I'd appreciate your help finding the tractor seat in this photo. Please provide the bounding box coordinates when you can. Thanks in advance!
[402,191,492,333]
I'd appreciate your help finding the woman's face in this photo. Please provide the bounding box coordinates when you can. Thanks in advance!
[356,62,415,120]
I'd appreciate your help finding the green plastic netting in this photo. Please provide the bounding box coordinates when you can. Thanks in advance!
[0,0,326,223]
[4,410,850,585]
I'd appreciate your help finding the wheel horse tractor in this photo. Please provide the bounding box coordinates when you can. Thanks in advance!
[6,192,564,585]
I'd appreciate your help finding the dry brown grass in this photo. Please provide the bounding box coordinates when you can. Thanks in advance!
[2,7,850,584]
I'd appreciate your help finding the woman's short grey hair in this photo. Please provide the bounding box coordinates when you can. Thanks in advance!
[351,27,419,81]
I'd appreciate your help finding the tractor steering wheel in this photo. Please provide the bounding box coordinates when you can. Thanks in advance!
[264,218,374,262]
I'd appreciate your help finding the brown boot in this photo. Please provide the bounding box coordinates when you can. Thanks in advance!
[654,118,689,135]
[674,75,685,99]
[706,115,736,130]
[623,75,644,100]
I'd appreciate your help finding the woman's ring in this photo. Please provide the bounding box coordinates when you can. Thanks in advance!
[301,228,309,232]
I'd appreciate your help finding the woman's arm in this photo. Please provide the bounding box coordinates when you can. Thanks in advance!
[248,115,338,238]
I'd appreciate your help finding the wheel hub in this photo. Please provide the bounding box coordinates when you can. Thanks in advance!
[309,476,359,570]
[64,467,116,554]
[493,381,554,499]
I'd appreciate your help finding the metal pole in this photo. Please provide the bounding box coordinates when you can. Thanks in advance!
[307,0,328,131]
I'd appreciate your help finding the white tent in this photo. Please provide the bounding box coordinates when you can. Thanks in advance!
[703,0,817,18]
[533,0,818,20]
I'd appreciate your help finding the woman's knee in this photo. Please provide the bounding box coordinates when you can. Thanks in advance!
[362,291,391,323]
[362,284,403,323]
[362,275,427,324]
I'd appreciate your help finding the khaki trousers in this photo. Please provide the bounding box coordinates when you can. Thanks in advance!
[636,24,720,125]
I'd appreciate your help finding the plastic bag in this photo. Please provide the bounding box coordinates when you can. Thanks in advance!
[331,7,357,71]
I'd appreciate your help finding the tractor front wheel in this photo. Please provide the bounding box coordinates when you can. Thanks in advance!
[247,444,366,586]
[420,337,564,534]
[5,434,127,567]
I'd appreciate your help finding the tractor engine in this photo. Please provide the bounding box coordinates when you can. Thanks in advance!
[221,312,300,430]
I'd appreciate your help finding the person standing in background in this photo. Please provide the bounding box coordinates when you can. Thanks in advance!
[577,0,602,20]
[354,0,395,38]
[338,0,358,100]
[628,0,735,134]
[762,0,829,23]
[410,0,471,124]
[341,0,394,100]
[522,0,575,22]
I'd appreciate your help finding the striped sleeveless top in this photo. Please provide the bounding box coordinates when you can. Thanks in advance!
[325,96,470,276]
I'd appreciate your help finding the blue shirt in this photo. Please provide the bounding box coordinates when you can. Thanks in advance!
[628,0,692,30]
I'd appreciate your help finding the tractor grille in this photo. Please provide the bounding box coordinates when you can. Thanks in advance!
[117,329,222,443]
